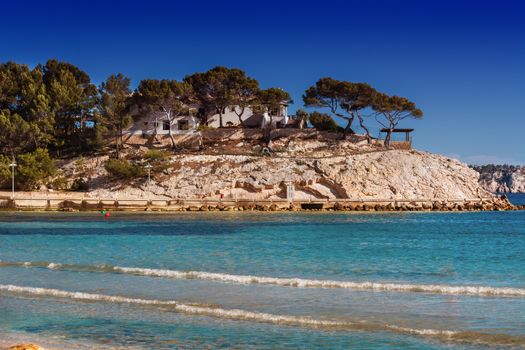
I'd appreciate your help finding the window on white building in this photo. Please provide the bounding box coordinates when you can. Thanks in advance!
[178,120,189,130]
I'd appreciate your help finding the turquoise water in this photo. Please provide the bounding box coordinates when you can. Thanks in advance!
[1,210,525,349]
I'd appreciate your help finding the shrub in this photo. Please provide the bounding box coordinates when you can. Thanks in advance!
[309,111,339,132]
[16,149,57,190]
[196,124,213,132]
[144,149,170,162]
[71,178,89,191]
[49,175,69,190]
[144,149,171,174]
[0,155,11,187]
[104,158,145,180]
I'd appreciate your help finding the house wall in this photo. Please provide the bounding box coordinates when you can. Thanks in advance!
[125,105,289,135]
[124,113,198,136]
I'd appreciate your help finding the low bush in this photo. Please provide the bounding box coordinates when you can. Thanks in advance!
[49,175,69,190]
[71,178,89,191]
[196,124,214,132]
[144,149,171,174]
[309,111,339,132]
[104,158,145,180]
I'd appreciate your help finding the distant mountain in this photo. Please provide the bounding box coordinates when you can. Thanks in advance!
[471,164,525,193]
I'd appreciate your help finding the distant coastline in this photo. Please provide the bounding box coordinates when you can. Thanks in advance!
[471,164,525,194]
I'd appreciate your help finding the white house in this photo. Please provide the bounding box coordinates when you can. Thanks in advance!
[124,103,291,136]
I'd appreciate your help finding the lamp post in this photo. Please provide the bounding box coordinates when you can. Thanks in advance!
[145,164,152,201]
[9,161,16,200]
[286,164,294,203]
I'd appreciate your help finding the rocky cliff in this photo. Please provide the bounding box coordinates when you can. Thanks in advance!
[60,133,492,201]
[471,165,525,193]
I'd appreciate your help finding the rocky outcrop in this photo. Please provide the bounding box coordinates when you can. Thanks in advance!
[471,165,525,193]
[9,131,522,211]
[84,146,491,202]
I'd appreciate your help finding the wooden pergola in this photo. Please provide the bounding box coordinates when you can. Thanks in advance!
[380,128,414,142]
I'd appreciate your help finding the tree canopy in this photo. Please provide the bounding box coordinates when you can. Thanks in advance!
[304,77,422,145]
[134,79,193,148]
[308,111,340,132]
[99,73,132,157]
[184,66,260,127]
[0,58,426,179]
[303,78,377,139]
[372,94,423,145]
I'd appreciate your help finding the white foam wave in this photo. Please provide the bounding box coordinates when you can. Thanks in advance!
[3,284,524,346]
[113,266,525,297]
[0,284,457,336]
[4,261,525,297]
[47,262,61,269]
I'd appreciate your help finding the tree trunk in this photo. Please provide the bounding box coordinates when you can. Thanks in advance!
[219,108,223,128]
[168,120,176,148]
[357,114,372,144]
[153,116,159,143]
[384,128,393,147]
[343,118,356,139]
[118,123,123,159]
[236,107,245,127]
[264,114,274,144]
[115,129,120,159]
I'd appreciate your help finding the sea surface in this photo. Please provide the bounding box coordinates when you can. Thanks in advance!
[507,192,525,206]
[1,208,525,349]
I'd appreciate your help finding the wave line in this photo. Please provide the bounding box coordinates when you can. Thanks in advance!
[2,284,525,347]
[2,261,525,297]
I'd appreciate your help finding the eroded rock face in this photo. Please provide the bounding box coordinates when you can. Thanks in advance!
[472,165,525,193]
[88,148,491,201]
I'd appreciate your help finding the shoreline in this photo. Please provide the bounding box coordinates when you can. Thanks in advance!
[0,195,522,212]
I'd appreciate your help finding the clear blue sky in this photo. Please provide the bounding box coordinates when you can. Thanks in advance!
[1,0,524,164]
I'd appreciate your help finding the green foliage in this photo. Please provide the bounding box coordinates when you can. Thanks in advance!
[303,78,377,136]
[0,155,11,186]
[104,158,145,180]
[295,108,309,122]
[144,149,171,174]
[196,124,214,131]
[0,59,103,157]
[257,88,291,113]
[144,149,170,161]
[371,93,423,145]
[309,111,340,132]
[133,79,193,148]
[0,109,42,156]
[99,73,132,157]
[43,59,99,153]
[184,66,261,127]
[74,156,87,174]
[15,148,57,190]
[303,78,423,143]
[49,175,69,191]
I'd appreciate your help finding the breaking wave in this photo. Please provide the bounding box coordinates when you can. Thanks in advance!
[2,261,525,297]
[1,284,524,347]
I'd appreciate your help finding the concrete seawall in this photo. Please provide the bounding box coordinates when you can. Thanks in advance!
[0,196,519,212]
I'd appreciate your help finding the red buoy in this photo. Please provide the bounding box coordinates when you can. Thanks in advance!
[104,212,111,218]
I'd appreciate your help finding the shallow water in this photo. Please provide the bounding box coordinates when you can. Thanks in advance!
[1,211,524,349]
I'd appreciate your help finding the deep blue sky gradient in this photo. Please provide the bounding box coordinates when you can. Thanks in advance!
[1,0,524,164]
